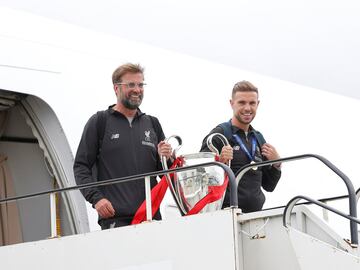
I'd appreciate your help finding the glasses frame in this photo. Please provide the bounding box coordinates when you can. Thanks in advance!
[115,82,147,89]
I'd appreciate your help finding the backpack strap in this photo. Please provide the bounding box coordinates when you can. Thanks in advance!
[218,121,233,141]
[218,121,266,146]
[96,110,108,157]
[253,131,266,146]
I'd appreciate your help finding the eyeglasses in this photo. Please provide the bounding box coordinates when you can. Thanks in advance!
[116,82,146,89]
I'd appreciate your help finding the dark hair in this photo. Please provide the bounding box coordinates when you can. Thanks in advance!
[232,80,258,98]
[112,63,144,84]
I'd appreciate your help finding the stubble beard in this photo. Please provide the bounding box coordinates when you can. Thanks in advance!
[119,92,143,110]
[235,113,253,126]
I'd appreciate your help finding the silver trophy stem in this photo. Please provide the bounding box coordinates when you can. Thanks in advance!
[160,135,188,215]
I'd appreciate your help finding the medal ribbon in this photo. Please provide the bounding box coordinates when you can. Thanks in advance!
[232,134,257,162]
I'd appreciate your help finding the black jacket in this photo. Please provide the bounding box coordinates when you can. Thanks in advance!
[200,124,281,213]
[73,107,164,221]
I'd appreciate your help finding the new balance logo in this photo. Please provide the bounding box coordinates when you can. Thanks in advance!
[111,133,119,139]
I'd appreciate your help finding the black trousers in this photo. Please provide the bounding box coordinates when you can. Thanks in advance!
[99,217,133,230]
[99,210,162,230]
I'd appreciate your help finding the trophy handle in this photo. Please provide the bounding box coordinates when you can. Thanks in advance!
[206,133,231,166]
[206,133,230,155]
[166,135,183,157]
[160,135,188,215]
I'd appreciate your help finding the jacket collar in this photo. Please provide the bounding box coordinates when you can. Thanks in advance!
[108,104,145,118]
[229,120,256,135]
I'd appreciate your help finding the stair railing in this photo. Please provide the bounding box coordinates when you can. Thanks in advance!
[0,161,238,232]
[234,153,358,246]
[283,195,360,247]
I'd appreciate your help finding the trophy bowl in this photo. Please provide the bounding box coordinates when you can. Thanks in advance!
[161,135,229,216]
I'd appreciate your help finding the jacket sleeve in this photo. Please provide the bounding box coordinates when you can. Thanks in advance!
[261,165,281,192]
[73,113,104,206]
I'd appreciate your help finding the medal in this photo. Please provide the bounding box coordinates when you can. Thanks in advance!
[250,160,258,170]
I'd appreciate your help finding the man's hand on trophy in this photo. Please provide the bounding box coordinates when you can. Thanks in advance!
[219,145,233,164]
[158,140,173,160]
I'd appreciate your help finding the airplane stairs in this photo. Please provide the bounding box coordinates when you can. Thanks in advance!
[0,205,359,270]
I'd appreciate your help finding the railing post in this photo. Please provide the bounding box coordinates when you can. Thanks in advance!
[145,176,152,222]
[50,192,57,237]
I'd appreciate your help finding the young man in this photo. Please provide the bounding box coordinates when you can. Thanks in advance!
[200,81,281,213]
[74,63,172,229]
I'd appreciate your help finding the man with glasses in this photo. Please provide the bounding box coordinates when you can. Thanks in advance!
[74,63,172,229]
[200,80,282,213]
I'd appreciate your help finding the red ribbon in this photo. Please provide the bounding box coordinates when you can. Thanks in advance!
[186,155,228,215]
[131,158,183,225]
[185,176,228,216]
[131,156,228,224]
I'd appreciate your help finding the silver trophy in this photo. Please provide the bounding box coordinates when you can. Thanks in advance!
[161,134,229,215]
